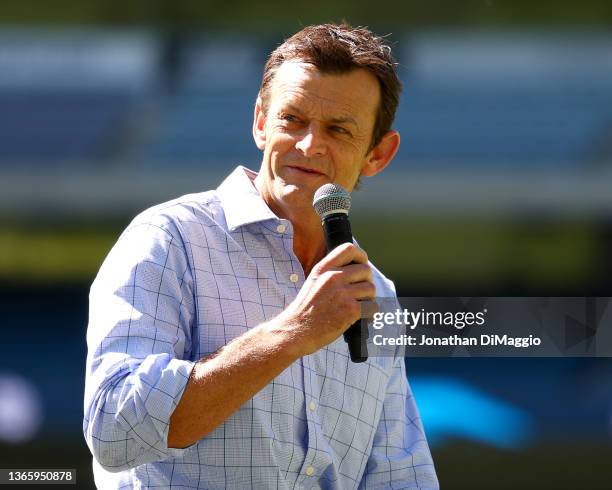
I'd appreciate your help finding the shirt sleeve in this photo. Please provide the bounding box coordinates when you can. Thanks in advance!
[83,216,196,473]
[359,356,439,489]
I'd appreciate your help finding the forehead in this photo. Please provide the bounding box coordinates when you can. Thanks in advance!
[268,61,380,123]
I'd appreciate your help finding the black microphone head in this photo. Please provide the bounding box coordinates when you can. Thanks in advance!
[313,183,351,219]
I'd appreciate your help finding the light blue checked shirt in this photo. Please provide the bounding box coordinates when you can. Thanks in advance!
[84,166,438,489]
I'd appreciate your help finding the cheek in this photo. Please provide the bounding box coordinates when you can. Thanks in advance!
[347,134,369,154]
[334,150,368,181]
[334,143,364,168]
[268,132,298,158]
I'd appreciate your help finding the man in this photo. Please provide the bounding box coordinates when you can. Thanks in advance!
[84,23,438,489]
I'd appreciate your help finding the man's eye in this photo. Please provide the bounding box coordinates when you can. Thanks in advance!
[330,126,349,135]
[282,114,299,123]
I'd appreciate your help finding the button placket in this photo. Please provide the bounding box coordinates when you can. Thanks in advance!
[299,354,319,486]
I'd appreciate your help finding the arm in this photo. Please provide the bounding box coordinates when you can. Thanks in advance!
[359,357,439,489]
[84,215,374,469]
[166,315,299,448]
[83,219,196,472]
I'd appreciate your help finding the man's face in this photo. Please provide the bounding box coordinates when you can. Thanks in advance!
[253,62,383,219]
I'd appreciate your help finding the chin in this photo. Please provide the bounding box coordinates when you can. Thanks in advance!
[279,178,316,193]
[281,186,315,205]
[275,182,317,208]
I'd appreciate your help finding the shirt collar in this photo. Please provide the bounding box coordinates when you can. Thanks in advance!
[217,166,278,231]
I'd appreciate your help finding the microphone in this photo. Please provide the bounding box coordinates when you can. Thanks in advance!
[313,183,368,363]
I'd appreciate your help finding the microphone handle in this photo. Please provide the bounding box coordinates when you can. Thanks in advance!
[322,213,368,363]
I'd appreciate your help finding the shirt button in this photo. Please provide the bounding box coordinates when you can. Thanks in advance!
[305,466,315,476]
[309,401,316,411]
[276,223,286,233]
[289,273,299,283]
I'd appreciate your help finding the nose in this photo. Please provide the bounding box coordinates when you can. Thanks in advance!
[295,124,327,157]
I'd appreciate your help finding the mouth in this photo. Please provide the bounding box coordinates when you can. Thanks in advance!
[286,165,326,177]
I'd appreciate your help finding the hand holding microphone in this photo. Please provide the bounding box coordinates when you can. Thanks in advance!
[313,183,371,362]
[274,184,373,362]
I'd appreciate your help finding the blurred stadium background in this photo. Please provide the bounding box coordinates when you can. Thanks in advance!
[1,1,612,488]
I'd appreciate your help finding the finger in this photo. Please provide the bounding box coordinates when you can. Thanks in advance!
[338,263,373,285]
[347,281,377,301]
[320,243,368,268]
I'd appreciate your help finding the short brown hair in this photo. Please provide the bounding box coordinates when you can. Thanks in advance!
[259,23,402,151]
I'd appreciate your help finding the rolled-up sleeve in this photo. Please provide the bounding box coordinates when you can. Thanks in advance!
[83,216,196,472]
[359,356,439,489]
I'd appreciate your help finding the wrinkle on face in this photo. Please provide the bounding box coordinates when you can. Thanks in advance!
[267,63,378,154]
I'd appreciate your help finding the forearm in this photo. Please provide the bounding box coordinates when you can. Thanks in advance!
[167,315,303,448]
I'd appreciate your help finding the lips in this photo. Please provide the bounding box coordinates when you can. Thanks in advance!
[287,165,326,176]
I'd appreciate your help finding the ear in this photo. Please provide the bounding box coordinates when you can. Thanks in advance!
[252,97,267,150]
[360,130,400,177]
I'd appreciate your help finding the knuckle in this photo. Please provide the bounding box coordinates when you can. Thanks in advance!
[322,269,341,284]
[345,243,359,257]
[311,262,326,276]
[334,242,353,256]
[356,263,372,278]
[360,249,369,262]
[354,246,368,263]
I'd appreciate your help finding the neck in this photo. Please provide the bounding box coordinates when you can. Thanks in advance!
[269,202,327,276]
[291,217,327,276]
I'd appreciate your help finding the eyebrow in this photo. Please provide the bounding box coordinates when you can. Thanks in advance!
[329,115,358,128]
[283,104,359,128]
